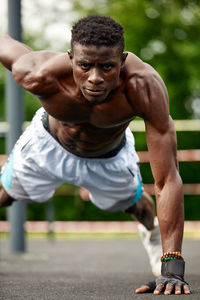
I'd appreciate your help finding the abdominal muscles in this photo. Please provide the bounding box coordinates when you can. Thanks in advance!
[53,121,128,157]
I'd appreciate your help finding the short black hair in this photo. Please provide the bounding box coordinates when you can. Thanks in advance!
[71,15,125,54]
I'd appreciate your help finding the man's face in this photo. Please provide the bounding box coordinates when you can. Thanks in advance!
[69,43,126,104]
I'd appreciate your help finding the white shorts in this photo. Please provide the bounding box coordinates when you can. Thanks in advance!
[0,108,143,212]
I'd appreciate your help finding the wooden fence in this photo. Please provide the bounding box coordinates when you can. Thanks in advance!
[0,119,200,234]
[1,119,200,197]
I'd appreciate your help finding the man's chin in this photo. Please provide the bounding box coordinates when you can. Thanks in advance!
[83,93,108,104]
[87,98,107,104]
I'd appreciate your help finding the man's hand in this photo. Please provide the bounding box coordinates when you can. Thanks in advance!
[135,258,190,295]
[135,277,190,295]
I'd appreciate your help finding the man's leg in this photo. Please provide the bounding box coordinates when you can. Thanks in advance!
[125,191,155,230]
[0,156,16,207]
[125,191,162,277]
[80,187,156,230]
[79,187,162,276]
[79,187,90,201]
[0,181,15,207]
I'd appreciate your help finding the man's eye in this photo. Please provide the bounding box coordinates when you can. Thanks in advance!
[80,63,90,70]
[103,64,113,71]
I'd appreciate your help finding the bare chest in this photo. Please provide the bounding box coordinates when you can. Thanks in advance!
[40,89,135,156]
[39,88,135,128]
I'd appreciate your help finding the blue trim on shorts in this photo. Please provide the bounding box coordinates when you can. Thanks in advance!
[131,175,143,204]
[0,152,14,190]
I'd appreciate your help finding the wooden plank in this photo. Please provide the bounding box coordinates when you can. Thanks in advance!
[1,119,200,135]
[143,184,200,195]
[0,220,200,233]
[54,183,200,196]
[1,149,200,162]
[137,149,200,162]
[129,119,200,132]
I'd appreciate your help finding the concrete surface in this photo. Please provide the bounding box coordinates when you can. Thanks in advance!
[0,237,199,299]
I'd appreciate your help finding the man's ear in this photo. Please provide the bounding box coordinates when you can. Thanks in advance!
[121,52,128,66]
[67,50,73,60]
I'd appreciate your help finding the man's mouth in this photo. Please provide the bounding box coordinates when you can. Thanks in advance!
[84,88,105,96]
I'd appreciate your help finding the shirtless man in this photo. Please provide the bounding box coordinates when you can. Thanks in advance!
[0,15,190,295]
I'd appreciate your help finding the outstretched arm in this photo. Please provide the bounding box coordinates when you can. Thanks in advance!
[126,61,190,295]
[136,115,190,295]
[0,35,69,96]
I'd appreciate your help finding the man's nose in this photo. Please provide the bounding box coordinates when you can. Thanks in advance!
[88,68,104,85]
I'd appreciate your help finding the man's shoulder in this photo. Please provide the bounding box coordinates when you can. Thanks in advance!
[124,52,157,79]
[37,51,71,68]
[33,51,72,82]
[124,53,163,94]
[123,52,168,119]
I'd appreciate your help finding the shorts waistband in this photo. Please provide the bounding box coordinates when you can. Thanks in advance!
[41,111,126,159]
[41,110,51,134]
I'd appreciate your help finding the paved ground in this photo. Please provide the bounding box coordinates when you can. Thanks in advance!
[0,236,199,299]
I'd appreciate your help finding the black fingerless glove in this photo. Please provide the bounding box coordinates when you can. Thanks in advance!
[145,259,188,292]
[156,259,188,287]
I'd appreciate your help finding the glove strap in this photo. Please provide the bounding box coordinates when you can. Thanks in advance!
[161,259,185,279]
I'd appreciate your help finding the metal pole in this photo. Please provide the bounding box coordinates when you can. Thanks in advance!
[6,0,26,252]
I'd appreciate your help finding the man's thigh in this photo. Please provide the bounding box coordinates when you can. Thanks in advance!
[0,180,16,207]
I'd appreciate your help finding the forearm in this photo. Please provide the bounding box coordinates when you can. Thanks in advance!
[156,173,184,253]
[0,35,32,70]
